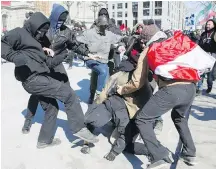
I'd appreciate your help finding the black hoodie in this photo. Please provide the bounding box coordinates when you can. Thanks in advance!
[1,12,67,82]
[199,19,216,54]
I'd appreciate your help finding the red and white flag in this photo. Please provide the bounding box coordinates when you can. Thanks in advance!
[147,31,216,81]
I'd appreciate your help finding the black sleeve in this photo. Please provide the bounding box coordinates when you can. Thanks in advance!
[1,29,27,67]
[66,29,90,56]
[45,51,68,68]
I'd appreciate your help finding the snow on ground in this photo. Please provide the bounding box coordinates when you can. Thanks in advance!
[1,61,216,169]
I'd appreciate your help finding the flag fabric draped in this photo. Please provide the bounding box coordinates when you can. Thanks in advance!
[147,31,216,81]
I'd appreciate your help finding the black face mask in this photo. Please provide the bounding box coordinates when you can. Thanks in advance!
[99,25,107,35]
[35,25,49,41]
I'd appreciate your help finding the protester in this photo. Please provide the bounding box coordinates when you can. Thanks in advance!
[76,15,122,102]
[89,8,122,103]
[1,12,99,148]
[116,29,215,168]
[197,19,216,94]
[22,4,92,135]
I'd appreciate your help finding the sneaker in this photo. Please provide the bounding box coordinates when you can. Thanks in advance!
[22,118,33,134]
[179,154,197,166]
[37,138,61,149]
[74,127,99,143]
[206,87,212,94]
[146,160,168,169]
[154,120,163,135]
[147,152,174,169]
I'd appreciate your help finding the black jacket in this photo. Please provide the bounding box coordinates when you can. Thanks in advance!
[199,19,216,54]
[1,12,68,82]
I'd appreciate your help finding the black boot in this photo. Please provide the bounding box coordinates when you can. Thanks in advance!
[206,86,212,93]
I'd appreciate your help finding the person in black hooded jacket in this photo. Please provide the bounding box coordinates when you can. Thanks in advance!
[1,12,98,149]
[22,4,91,135]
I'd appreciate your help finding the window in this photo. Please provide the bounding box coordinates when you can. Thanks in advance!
[155,9,162,16]
[155,1,162,8]
[117,3,123,9]
[125,12,128,17]
[117,20,122,26]
[112,4,115,9]
[133,12,138,18]
[143,1,150,8]
[155,19,161,29]
[117,12,122,17]
[125,20,128,27]
[133,20,138,26]
[143,9,150,16]
[112,12,115,18]
[132,2,138,10]
[125,3,127,8]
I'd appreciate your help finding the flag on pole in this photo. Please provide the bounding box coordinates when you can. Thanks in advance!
[196,3,216,25]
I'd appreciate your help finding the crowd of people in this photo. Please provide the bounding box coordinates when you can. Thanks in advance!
[1,3,216,169]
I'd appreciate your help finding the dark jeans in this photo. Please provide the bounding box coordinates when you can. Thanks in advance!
[86,60,109,92]
[22,74,85,143]
[136,83,196,162]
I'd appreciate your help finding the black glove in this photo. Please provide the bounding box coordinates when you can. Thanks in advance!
[104,151,119,161]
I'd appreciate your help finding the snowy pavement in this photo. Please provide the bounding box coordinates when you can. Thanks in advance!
[1,61,216,169]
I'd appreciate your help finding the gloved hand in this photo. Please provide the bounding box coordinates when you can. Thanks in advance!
[104,151,119,161]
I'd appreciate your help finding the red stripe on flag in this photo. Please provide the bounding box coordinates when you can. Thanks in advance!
[147,31,197,72]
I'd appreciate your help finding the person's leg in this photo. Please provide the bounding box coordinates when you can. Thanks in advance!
[89,70,98,104]
[81,103,113,154]
[37,96,61,148]
[84,103,113,130]
[135,85,186,166]
[22,75,98,143]
[124,120,149,155]
[68,51,74,69]
[170,84,196,165]
[86,60,109,93]
[206,70,214,93]
[104,96,130,161]
[22,95,39,134]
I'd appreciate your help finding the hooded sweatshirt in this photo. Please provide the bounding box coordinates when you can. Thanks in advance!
[1,12,67,82]
[46,4,90,58]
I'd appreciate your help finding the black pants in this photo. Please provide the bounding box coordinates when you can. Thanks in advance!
[22,74,85,143]
[136,83,196,162]
[26,63,70,118]
[85,95,148,155]
[207,62,216,88]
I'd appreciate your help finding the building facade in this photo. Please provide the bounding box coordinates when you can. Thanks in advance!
[34,1,52,17]
[1,1,35,31]
[108,1,186,30]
